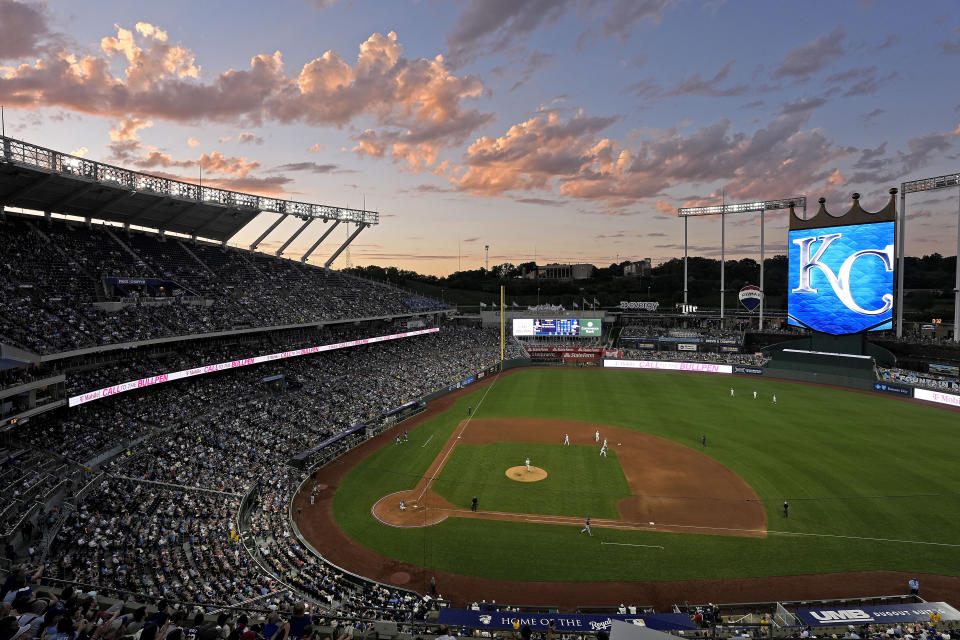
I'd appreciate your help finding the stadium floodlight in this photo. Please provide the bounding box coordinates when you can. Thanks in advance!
[899,172,960,341]
[676,196,806,327]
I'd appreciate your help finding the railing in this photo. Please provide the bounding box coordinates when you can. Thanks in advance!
[1,135,379,225]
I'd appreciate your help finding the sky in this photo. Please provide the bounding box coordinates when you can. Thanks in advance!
[0,0,958,276]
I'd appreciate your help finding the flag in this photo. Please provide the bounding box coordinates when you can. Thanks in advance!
[583,297,589,308]
[512,301,519,307]
[480,302,487,308]
[573,302,579,308]
[492,302,497,308]
[593,297,600,306]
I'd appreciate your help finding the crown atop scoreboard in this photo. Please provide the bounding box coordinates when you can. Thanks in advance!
[789,188,898,231]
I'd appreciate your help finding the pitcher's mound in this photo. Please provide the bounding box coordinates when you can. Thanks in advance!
[506,466,548,482]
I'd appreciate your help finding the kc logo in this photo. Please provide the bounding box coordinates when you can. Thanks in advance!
[788,222,895,334]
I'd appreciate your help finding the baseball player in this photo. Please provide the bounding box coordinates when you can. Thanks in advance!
[599,443,607,457]
[730,388,735,397]
[772,394,777,405]
[753,390,757,400]
[595,430,600,443]
[525,457,531,472]
[563,433,570,445]
[580,517,593,536]
[399,499,406,511]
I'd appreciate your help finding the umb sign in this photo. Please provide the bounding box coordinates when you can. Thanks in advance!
[738,285,762,312]
[788,192,897,335]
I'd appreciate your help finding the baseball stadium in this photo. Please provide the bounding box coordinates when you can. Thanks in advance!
[2,2,960,640]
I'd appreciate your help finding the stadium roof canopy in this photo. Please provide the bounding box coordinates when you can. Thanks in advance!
[0,136,378,244]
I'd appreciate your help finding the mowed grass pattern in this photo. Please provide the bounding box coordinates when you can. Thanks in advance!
[431,442,631,519]
[331,368,960,582]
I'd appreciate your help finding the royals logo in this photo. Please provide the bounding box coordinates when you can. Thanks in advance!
[788,221,895,335]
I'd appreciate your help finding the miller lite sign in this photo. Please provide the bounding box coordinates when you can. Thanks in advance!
[738,285,762,312]
[787,191,897,335]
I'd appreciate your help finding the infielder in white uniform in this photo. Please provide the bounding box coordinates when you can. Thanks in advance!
[599,443,607,457]
[563,433,570,445]
[525,457,531,472]
[399,499,406,511]
[595,430,600,443]
[580,517,592,536]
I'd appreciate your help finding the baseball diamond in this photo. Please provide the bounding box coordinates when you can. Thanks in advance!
[298,367,960,610]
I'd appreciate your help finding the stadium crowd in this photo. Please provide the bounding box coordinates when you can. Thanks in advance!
[0,323,520,623]
[0,216,447,355]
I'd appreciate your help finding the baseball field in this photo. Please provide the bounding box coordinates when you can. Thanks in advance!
[297,367,960,607]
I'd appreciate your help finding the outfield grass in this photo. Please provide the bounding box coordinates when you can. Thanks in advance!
[330,368,960,582]
[431,442,631,519]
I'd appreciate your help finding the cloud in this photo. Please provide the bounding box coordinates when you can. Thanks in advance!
[187,137,198,147]
[861,108,885,122]
[875,34,899,51]
[238,131,263,144]
[663,61,748,97]
[100,22,199,91]
[449,104,851,211]
[308,142,326,152]
[0,26,491,165]
[0,0,50,60]
[218,136,231,143]
[446,0,669,65]
[272,161,340,173]
[773,26,845,80]
[778,97,827,116]
[462,237,480,243]
[445,0,575,64]
[109,116,153,142]
[941,27,960,55]
[825,66,888,97]
[70,146,88,157]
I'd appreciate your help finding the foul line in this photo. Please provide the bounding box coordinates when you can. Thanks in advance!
[415,372,500,503]
[421,434,434,448]
[601,542,665,550]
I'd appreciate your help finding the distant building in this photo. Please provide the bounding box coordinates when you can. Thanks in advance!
[527,263,596,280]
[624,258,652,277]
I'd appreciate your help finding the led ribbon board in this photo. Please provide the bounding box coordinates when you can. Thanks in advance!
[69,327,440,407]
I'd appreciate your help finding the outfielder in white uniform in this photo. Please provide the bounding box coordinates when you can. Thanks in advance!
[730,388,735,397]
[772,394,777,405]
[563,433,570,445]
[525,457,531,472]
[753,390,757,399]
[580,517,592,536]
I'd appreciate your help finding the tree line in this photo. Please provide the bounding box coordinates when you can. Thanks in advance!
[344,254,957,320]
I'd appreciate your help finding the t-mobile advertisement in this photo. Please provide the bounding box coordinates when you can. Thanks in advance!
[913,388,960,408]
[603,359,732,374]
[68,327,440,407]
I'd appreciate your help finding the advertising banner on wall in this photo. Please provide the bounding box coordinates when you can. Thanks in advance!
[788,220,895,334]
[604,360,732,374]
[677,343,698,351]
[914,388,960,408]
[436,609,697,632]
[794,602,960,627]
[733,365,764,376]
[872,382,912,397]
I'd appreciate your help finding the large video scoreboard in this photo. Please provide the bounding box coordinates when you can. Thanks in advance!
[512,318,601,337]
